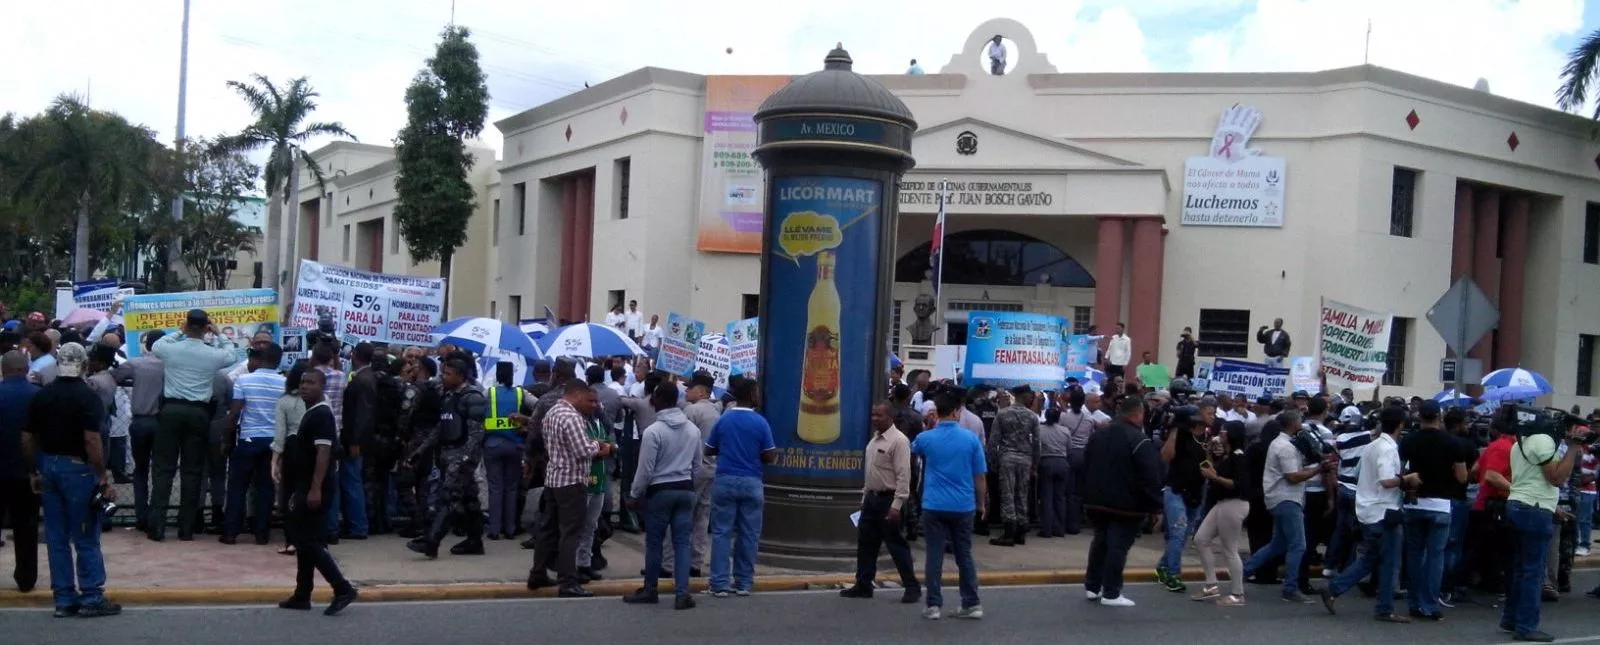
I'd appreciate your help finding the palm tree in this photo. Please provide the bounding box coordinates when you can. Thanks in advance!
[1558,28,1600,119]
[218,74,354,291]
[8,95,167,281]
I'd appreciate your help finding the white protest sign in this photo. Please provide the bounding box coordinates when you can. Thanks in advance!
[1318,299,1393,392]
[290,259,446,345]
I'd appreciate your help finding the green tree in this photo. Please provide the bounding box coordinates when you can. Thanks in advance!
[218,75,354,292]
[1559,28,1600,119]
[394,26,490,316]
[139,139,262,291]
[6,95,169,281]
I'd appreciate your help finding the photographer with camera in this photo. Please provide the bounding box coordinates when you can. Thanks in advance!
[1156,401,1213,593]
[1500,408,1591,642]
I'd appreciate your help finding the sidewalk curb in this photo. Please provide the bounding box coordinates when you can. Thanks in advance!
[6,557,1596,608]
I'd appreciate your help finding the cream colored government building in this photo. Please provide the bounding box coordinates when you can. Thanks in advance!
[279,19,1600,410]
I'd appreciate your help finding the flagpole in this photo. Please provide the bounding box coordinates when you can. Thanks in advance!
[934,178,947,347]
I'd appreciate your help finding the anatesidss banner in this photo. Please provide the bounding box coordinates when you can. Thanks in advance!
[290,259,446,346]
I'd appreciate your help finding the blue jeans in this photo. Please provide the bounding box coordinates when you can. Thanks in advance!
[325,455,368,538]
[1328,520,1402,615]
[39,455,106,609]
[1443,499,1471,593]
[1404,506,1451,615]
[1578,491,1596,548]
[1503,501,1554,636]
[923,510,980,609]
[709,476,762,592]
[1242,500,1305,595]
[644,488,695,597]
[1160,488,1203,574]
[224,438,275,540]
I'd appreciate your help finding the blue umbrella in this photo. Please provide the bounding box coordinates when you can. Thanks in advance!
[1480,367,1553,402]
[535,322,646,359]
[431,316,542,359]
[1431,388,1474,408]
[888,352,903,369]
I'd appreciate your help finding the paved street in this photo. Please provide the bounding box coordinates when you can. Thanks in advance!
[13,573,1600,645]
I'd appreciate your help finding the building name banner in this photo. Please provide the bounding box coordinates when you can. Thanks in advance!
[695,76,793,254]
[1181,105,1286,228]
[289,259,446,346]
[1318,299,1392,391]
[759,115,910,150]
[898,178,1058,214]
[124,288,280,362]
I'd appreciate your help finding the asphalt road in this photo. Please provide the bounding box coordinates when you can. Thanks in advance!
[13,574,1600,645]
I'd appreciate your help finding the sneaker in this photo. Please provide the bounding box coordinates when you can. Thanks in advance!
[1578,547,1592,557]
[1321,568,1335,579]
[1438,593,1456,608]
[1162,573,1189,593]
[922,606,942,620]
[952,604,983,619]
[52,605,79,618]
[1283,590,1314,604]
[1190,585,1222,601]
[76,602,122,619]
[1319,588,1337,615]
[703,588,732,598]
[734,588,751,597]
[901,587,922,604]
[1217,595,1246,606]
[1155,566,1171,586]
[1099,595,1136,607]
[324,589,357,616]
[1085,589,1101,601]
[673,594,696,610]
[1542,585,1560,602]
[1514,631,1556,643]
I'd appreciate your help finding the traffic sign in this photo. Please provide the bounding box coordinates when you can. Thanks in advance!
[1426,277,1499,357]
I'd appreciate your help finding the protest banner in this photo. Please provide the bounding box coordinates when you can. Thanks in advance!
[962,311,1068,390]
[55,279,130,319]
[726,317,759,376]
[658,312,704,376]
[289,259,446,346]
[1290,356,1322,394]
[1318,299,1393,391]
[1207,358,1290,399]
[1192,358,1215,391]
[123,289,279,362]
[279,326,307,371]
[696,333,732,390]
[1062,333,1098,381]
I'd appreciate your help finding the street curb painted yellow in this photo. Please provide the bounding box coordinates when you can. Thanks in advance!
[5,558,1597,608]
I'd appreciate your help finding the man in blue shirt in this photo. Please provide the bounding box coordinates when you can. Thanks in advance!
[0,350,41,592]
[703,377,775,597]
[222,343,285,545]
[912,389,988,620]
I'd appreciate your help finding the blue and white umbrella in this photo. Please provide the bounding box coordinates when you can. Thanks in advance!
[431,317,543,359]
[535,322,646,359]
[1431,388,1474,408]
[1480,367,1553,402]
[519,321,549,339]
[888,352,903,369]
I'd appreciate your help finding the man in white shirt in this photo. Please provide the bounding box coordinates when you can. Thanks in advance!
[604,305,626,333]
[1105,322,1131,380]
[640,314,664,365]
[624,300,643,343]
[986,35,1006,75]
[1241,411,1328,603]
[1320,407,1412,622]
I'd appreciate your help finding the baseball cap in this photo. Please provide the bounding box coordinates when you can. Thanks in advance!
[1418,400,1442,418]
[1339,406,1365,425]
[56,342,88,378]
[186,309,210,327]
[1291,390,1310,400]
[1256,396,1274,406]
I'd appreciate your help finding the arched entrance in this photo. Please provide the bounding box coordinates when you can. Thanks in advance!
[893,229,1094,346]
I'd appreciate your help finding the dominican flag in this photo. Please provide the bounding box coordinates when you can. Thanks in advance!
[930,179,947,297]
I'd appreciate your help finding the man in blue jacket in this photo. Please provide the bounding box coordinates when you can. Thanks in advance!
[0,350,40,592]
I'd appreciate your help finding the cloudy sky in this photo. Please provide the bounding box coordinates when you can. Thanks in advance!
[2,0,1593,167]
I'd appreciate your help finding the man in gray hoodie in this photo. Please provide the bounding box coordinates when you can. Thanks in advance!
[622,383,701,610]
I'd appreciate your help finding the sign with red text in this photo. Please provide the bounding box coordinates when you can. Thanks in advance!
[289,259,446,346]
[1318,299,1393,391]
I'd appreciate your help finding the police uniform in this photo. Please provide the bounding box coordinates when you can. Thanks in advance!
[405,382,487,557]
[483,385,527,538]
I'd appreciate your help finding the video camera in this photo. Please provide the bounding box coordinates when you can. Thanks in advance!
[1505,405,1594,445]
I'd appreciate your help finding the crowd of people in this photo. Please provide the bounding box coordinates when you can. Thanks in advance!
[4,300,1600,640]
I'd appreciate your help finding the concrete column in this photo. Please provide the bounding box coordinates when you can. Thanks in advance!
[1128,217,1164,363]
[1451,183,1474,282]
[574,173,595,320]
[1093,216,1126,335]
[1496,194,1530,369]
[558,179,578,321]
[1469,189,1501,371]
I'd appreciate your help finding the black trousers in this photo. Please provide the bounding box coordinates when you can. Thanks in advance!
[0,478,39,591]
[855,492,918,589]
[1470,507,1511,592]
[533,484,588,587]
[149,402,211,539]
[1301,490,1332,586]
[1037,456,1071,537]
[1085,510,1141,600]
[286,496,352,599]
[363,438,398,534]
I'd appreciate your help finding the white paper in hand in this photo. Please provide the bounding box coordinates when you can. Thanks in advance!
[849,511,862,527]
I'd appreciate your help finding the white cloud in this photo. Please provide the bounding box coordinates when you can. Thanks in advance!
[0,0,1582,166]
[1184,0,1585,110]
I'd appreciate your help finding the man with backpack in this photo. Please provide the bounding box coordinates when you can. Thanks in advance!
[363,352,408,536]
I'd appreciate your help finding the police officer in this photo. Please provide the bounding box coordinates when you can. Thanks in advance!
[405,357,487,558]
[483,362,526,540]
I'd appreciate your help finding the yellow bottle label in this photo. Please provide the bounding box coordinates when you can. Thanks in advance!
[797,250,842,445]
[800,324,840,414]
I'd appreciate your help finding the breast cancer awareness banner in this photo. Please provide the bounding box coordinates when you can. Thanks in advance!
[1182,104,1286,228]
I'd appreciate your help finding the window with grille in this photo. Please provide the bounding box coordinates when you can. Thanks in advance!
[1197,309,1250,358]
[1585,203,1599,264]
[947,301,1023,312]
[891,300,903,354]
[514,182,528,236]
[1072,306,1093,335]
[614,158,631,220]
[1390,168,1417,238]
[1383,317,1412,387]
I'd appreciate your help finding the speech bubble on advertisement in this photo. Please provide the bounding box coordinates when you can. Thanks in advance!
[777,211,842,262]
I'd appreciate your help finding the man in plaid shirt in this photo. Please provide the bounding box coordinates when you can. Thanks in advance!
[527,380,610,597]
